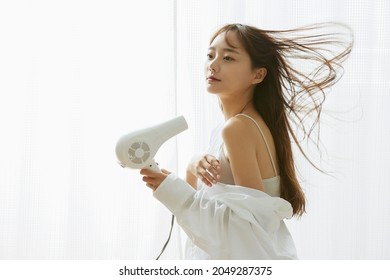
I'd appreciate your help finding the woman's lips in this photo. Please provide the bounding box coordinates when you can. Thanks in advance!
[206,76,221,82]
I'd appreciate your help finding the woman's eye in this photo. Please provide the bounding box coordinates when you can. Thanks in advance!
[224,56,234,61]
[207,54,213,59]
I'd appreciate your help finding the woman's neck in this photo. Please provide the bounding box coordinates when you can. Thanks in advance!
[219,96,254,120]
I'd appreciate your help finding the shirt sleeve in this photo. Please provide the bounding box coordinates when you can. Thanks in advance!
[153,173,294,259]
[153,173,196,214]
[153,173,235,256]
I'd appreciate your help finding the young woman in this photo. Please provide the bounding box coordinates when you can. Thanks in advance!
[140,23,353,259]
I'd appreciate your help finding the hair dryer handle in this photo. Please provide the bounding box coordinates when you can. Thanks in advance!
[147,159,160,172]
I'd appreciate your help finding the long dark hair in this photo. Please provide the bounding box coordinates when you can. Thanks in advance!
[210,22,353,216]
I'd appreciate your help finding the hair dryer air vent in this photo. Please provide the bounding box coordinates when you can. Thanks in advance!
[128,141,151,164]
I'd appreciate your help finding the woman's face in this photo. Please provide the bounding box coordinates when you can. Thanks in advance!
[205,31,258,97]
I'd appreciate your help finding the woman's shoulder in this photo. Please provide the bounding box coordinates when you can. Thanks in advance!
[221,114,261,142]
[222,115,247,133]
[222,116,248,144]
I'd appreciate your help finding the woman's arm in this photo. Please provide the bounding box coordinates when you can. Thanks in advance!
[221,117,265,191]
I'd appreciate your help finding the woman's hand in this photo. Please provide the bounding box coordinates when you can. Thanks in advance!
[187,154,221,187]
[140,168,171,191]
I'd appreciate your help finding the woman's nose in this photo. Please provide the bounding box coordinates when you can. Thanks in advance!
[208,58,219,73]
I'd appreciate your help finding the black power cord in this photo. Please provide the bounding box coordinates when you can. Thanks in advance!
[155,214,175,260]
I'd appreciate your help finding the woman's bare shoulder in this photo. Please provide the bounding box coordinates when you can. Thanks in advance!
[221,115,258,144]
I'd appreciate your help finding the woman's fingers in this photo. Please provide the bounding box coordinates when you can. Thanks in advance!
[205,155,221,170]
[193,155,221,187]
[140,168,157,176]
[187,154,222,187]
[205,154,220,166]
[161,169,171,175]
[208,162,221,179]
[140,168,169,191]
[201,155,220,182]
[197,167,218,187]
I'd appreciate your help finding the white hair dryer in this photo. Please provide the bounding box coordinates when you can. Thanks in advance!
[115,116,188,172]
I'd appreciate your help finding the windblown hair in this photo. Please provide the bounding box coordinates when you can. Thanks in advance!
[210,22,353,216]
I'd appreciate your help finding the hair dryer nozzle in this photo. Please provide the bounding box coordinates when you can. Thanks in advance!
[115,116,188,170]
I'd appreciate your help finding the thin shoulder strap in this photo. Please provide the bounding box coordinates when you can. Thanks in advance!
[236,113,278,176]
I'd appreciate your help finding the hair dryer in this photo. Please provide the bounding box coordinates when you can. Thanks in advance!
[115,116,188,172]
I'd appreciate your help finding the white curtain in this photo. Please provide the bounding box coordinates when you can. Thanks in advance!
[1,0,389,260]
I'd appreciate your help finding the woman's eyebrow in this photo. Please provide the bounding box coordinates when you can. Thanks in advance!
[208,46,240,54]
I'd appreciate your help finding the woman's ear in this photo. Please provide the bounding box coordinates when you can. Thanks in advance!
[252,68,267,84]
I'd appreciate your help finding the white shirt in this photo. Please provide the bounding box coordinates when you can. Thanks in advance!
[153,173,298,259]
